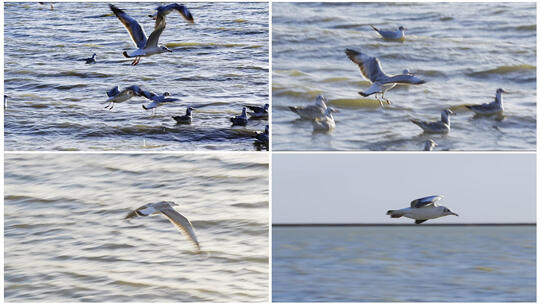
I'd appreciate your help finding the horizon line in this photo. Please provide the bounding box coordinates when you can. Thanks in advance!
[273,223,536,227]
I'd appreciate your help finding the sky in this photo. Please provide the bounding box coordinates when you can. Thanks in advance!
[272,153,536,224]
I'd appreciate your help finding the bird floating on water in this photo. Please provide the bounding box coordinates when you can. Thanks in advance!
[247,104,269,119]
[230,107,248,126]
[345,48,425,106]
[173,107,194,124]
[141,91,179,114]
[254,125,269,145]
[312,107,337,132]
[424,139,437,151]
[104,85,144,110]
[126,201,200,251]
[466,88,508,116]
[81,53,96,64]
[370,25,406,40]
[387,195,458,224]
[148,3,194,27]
[289,95,328,120]
[411,109,455,134]
[110,4,192,65]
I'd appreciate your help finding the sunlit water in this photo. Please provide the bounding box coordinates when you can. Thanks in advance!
[273,226,535,302]
[4,153,269,302]
[4,2,269,151]
[272,2,536,151]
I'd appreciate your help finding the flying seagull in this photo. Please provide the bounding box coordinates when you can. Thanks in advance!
[289,95,328,120]
[411,109,455,134]
[466,88,508,115]
[140,90,180,114]
[387,195,458,224]
[370,25,406,40]
[148,3,194,28]
[230,107,248,126]
[110,4,172,65]
[104,85,144,110]
[173,107,194,124]
[345,48,425,106]
[125,201,200,251]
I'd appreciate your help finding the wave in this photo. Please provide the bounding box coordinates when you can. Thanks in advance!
[467,64,536,77]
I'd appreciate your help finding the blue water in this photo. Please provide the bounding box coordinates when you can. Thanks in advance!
[273,226,536,302]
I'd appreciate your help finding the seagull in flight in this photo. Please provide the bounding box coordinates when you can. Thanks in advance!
[387,195,458,224]
[104,85,144,110]
[411,109,455,134]
[126,201,200,251]
[110,4,172,65]
[466,88,508,115]
[289,95,328,120]
[148,3,194,28]
[140,90,180,114]
[345,48,425,106]
[370,25,406,40]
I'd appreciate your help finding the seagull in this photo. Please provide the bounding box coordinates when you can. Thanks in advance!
[424,139,437,151]
[141,91,180,114]
[466,88,508,115]
[172,107,194,124]
[38,2,54,10]
[345,48,426,106]
[4,95,8,109]
[81,53,96,64]
[148,3,194,28]
[312,107,337,132]
[125,201,200,251]
[104,85,144,110]
[110,4,172,65]
[370,25,406,40]
[411,109,455,134]
[289,95,328,120]
[386,195,458,224]
[230,107,248,126]
[247,104,269,119]
[254,125,269,145]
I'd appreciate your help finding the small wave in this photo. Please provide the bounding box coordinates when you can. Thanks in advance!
[166,42,250,49]
[472,266,496,272]
[329,98,381,109]
[467,64,536,77]
[273,88,324,99]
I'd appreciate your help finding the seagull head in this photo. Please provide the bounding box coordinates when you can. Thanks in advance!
[444,109,455,116]
[166,201,179,207]
[315,95,328,107]
[398,26,406,31]
[161,46,173,53]
[163,92,171,97]
[263,104,269,110]
[497,88,508,94]
[92,53,97,58]
[442,206,458,217]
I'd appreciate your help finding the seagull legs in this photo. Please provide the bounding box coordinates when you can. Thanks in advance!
[104,102,115,110]
[131,56,141,65]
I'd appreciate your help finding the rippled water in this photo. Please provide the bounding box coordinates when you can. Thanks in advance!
[4,2,268,151]
[272,2,536,150]
[4,153,269,302]
[273,226,536,302]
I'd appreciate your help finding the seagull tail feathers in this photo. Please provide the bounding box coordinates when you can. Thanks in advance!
[387,210,403,218]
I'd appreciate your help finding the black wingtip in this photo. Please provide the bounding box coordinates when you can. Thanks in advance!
[122,51,130,58]
[109,4,123,15]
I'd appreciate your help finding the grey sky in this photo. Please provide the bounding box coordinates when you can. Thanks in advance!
[272,153,536,224]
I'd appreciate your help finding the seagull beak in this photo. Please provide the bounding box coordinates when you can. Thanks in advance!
[451,212,459,216]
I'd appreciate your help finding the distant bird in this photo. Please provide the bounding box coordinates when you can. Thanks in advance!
[38,2,54,10]
[247,104,269,119]
[148,3,194,28]
[289,95,328,120]
[173,107,194,124]
[370,25,406,40]
[345,48,425,106]
[254,125,269,145]
[230,107,248,126]
[104,85,144,110]
[4,95,8,110]
[125,201,200,251]
[411,109,455,134]
[110,4,172,65]
[466,88,508,115]
[387,195,458,224]
[141,91,179,114]
[424,139,437,151]
[312,107,337,132]
[81,53,96,64]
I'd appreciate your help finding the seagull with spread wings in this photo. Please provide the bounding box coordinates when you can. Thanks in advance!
[387,195,458,224]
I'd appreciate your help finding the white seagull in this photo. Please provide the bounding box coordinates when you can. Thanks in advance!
[247,104,269,119]
[172,107,194,124]
[387,195,458,224]
[312,107,337,132]
[110,4,172,65]
[424,139,437,151]
[466,88,508,115]
[345,48,426,106]
[411,109,455,134]
[289,95,328,120]
[230,107,248,126]
[104,85,144,110]
[141,90,179,114]
[125,201,200,251]
[370,25,406,40]
[148,3,194,28]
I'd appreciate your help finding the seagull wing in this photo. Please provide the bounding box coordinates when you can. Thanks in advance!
[159,207,200,250]
[155,3,194,29]
[345,48,387,83]
[146,22,166,48]
[107,86,120,97]
[410,195,443,208]
[110,4,148,49]
[361,83,382,97]
[125,203,157,219]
